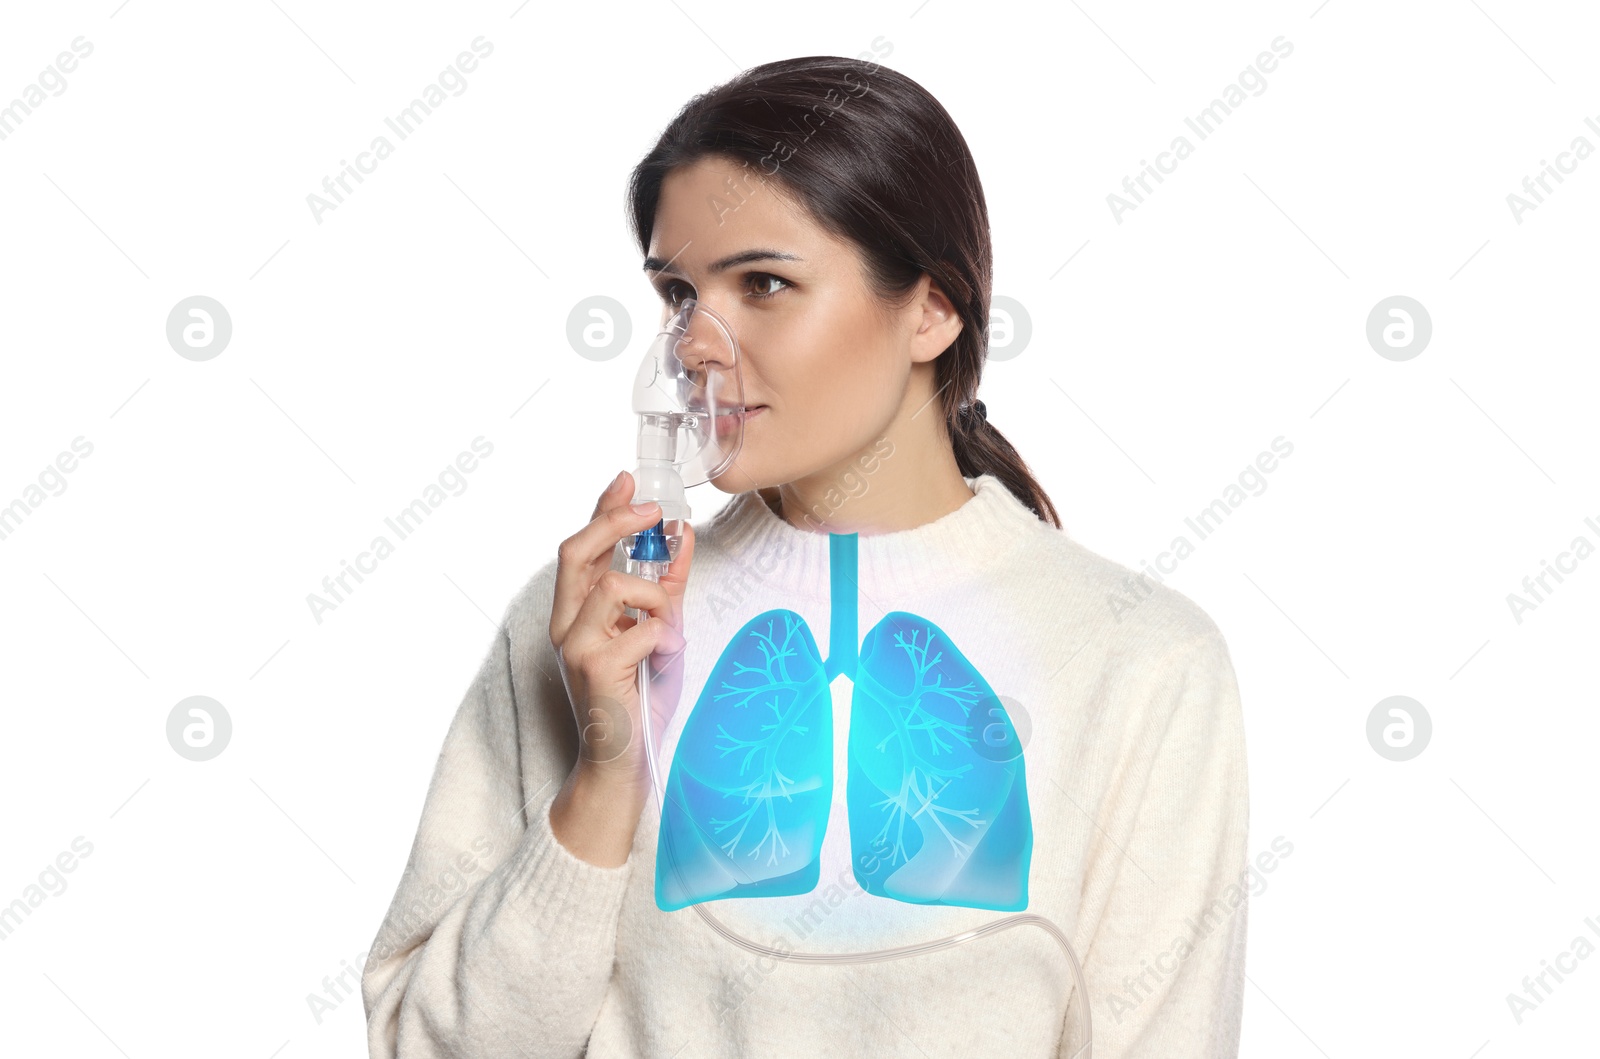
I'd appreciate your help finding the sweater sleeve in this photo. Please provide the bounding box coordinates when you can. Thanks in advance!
[1067,625,1250,1058]
[361,568,634,1059]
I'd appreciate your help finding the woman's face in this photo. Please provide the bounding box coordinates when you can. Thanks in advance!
[644,155,950,494]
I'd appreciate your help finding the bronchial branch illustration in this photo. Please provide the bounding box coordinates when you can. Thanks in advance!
[707,614,822,867]
[862,629,985,868]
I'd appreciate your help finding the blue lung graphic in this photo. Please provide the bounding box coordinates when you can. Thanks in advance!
[656,533,1031,913]
[655,610,832,912]
[848,611,1032,912]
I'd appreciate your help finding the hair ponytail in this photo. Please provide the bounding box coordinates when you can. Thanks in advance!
[950,399,1061,529]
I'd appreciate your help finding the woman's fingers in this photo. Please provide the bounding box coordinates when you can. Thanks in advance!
[594,613,687,679]
[579,613,689,773]
[590,470,631,521]
[550,472,661,646]
[562,567,675,666]
[655,520,695,634]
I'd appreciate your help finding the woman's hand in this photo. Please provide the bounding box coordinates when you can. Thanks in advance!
[548,472,693,850]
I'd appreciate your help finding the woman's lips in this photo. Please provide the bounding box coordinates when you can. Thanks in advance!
[714,405,765,436]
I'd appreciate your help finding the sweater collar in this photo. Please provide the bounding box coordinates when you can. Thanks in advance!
[698,473,1045,601]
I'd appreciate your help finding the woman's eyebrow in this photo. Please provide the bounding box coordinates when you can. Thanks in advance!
[642,248,803,276]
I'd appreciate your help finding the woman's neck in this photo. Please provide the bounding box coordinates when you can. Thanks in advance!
[759,466,976,536]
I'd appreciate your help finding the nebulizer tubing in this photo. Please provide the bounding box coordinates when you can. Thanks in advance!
[619,298,1093,1058]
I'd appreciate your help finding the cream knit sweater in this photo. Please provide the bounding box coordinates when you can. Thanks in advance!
[362,474,1250,1058]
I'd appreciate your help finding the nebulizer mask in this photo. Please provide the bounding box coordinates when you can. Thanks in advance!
[618,297,1092,1059]
[618,296,745,580]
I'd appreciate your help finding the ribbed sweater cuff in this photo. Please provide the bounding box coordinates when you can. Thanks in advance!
[498,792,634,948]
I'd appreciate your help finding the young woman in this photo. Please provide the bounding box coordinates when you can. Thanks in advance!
[363,55,1249,1058]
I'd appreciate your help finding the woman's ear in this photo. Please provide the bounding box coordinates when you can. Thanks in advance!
[908,274,965,363]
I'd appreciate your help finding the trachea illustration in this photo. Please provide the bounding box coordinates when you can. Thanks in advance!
[655,532,1033,913]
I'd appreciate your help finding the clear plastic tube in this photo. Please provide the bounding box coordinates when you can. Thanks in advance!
[627,558,1093,1059]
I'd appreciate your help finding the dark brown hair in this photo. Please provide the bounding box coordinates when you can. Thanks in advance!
[626,54,1061,529]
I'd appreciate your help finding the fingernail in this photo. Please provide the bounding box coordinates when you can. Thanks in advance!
[609,471,626,493]
[631,501,659,515]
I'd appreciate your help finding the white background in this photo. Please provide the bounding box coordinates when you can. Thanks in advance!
[1,1,1595,1056]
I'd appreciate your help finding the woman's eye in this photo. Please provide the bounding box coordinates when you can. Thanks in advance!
[654,274,788,305]
[747,273,790,299]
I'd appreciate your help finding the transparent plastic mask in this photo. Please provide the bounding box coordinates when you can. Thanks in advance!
[633,297,744,488]
[621,297,744,568]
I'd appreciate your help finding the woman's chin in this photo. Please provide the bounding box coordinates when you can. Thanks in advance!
[708,463,764,495]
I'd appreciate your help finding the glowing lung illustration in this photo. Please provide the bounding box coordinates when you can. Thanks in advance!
[847,612,1032,912]
[655,609,832,912]
[656,531,1033,914]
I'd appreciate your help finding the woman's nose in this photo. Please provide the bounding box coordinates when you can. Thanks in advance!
[675,303,736,373]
